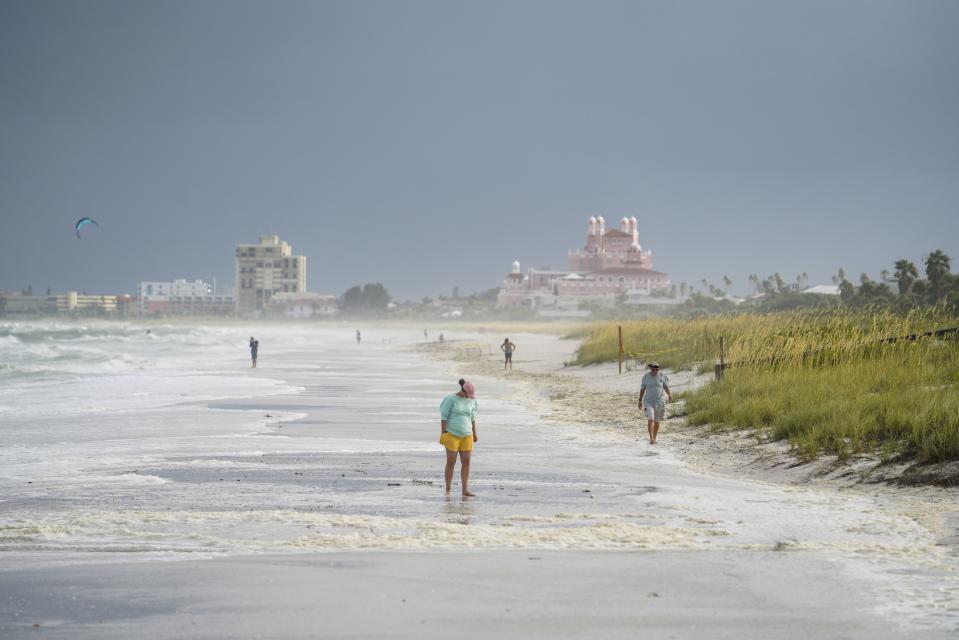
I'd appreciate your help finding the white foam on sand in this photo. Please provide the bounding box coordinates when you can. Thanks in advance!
[0,509,708,553]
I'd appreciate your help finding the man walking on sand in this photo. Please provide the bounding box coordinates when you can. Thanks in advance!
[500,338,516,371]
[639,362,671,444]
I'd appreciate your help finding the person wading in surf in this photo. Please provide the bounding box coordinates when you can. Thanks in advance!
[439,379,478,497]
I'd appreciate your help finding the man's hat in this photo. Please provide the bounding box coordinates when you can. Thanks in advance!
[647,362,661,369]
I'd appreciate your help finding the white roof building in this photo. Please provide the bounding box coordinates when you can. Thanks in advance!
[802,285,841,296]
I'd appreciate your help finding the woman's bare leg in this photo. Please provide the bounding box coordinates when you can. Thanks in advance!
[459,451,475,496]
[444,449,457,494]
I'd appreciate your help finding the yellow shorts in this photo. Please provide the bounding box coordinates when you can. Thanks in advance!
[440,432,474,452]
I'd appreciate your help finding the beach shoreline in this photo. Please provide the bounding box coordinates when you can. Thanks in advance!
[3,322,959,638]
[415,331,959,547]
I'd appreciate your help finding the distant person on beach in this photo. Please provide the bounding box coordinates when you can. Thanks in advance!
[250,339,259,368]
[439,379,478,497]
[424,329,428,340]
[500,338,516,371]
[438,333,444,343]
[639,362,671,444]
[356,330,361,344]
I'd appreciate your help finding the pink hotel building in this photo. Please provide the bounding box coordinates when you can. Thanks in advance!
[497,216,670,307]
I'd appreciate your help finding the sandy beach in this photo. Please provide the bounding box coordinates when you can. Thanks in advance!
[1,323,958,638]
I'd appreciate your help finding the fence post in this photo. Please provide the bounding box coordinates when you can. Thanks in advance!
[720,336,726,368]
[618,325,624,374]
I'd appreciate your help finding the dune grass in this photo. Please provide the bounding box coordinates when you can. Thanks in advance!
[575,309,959,463]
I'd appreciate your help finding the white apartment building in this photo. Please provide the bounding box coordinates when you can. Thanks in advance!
[137,279,212,314]
[235,235,307,314]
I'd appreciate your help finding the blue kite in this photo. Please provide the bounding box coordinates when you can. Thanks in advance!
[75,217,99,239]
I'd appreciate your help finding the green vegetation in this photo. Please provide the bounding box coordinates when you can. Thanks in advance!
[575,309,959,463]
[339,283,392,316]
[680,249,959,315]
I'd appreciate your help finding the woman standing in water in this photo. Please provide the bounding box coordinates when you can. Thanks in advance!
[439,379,478,497]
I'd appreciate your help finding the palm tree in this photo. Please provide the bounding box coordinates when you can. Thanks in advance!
[773,273,786,293]
[893,259,919,296]
[723,275,732,290]
[880,269,889,283]
[859,273,871,285]
[838,267,846,281]
[839,279,855,303]
[831,275,839,285]
[925,250,951,301]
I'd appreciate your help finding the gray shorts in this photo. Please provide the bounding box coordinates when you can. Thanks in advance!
[643,404,665,421]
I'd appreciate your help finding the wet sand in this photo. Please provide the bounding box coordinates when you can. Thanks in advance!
[2,326,957,638]
[1,551,900,639]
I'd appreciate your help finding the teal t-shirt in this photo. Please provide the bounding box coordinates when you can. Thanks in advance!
[440,394,477,437]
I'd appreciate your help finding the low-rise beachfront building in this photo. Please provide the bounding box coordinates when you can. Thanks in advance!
[235,235,307,315]
[167,294,235,316]
[266,292,337,318]
[0,293,58,316]
[137,279,213,315]
[0,292,123,316]
[54,292,117,314]
[497,216,670,308]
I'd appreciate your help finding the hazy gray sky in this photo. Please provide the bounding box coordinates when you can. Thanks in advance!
[2,0,957,299]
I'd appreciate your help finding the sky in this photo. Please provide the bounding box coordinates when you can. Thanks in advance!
[1,0,958,300]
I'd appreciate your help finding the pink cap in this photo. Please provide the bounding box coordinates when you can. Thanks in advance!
[462,381,476,399]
